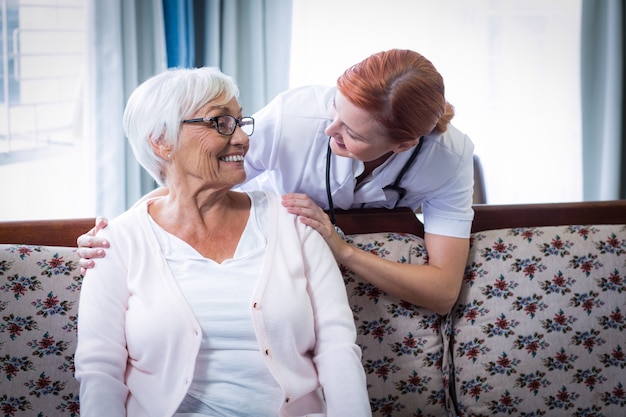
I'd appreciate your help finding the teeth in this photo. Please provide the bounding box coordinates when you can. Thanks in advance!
[220,155,244,162]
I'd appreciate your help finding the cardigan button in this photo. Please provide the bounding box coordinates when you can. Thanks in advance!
[253,302,261,309]
[265,348,271,356]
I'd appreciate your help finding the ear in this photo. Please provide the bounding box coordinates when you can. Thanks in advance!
[149,135,173,160]
[392,138,420,154]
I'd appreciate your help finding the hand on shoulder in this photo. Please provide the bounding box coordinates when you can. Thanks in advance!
[76,217,110,274]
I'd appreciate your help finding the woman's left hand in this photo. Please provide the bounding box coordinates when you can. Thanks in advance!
[281,193,352,261]
[282,193,355,263]
[281,193,335,239]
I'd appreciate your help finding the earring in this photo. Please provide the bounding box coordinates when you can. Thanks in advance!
[167,153,171,160]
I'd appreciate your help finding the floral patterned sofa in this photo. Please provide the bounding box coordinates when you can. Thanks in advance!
[1,201,625,417]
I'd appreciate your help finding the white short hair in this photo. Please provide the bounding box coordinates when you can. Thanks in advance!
[123,67,239,185]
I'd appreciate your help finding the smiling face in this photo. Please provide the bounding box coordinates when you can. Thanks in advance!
[170,97,250,191]
[325,92,408,162]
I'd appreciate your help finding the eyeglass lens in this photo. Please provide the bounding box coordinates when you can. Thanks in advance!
[216,116,254,136]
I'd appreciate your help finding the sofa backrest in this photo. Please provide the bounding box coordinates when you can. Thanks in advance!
[343,232,448,415]
[343,223,626,416]
[1,200,625,416]
[449,223,626,416]
[0,244,81,416]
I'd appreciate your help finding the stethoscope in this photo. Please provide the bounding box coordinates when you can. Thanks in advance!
[325,136,424,226]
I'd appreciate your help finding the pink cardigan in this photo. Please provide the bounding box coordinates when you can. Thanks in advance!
[75,191,371,416]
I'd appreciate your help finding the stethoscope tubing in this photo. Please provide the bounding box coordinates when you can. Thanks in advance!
[325,136,424,225]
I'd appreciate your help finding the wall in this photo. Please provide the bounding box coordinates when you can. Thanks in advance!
[289,0,582,204]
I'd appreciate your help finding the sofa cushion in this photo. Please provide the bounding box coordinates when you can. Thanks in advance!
[449,225,626,416]
[344,232,452,417]
[0,244,81,416]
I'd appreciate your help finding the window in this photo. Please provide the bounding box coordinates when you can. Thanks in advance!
[0,0,584,221]
[0,0,91,221]
[289,0,582,204]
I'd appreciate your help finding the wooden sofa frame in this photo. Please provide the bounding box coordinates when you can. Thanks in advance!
[1,200,625,247]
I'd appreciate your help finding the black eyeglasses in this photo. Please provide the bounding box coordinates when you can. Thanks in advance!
[181,115,255,136]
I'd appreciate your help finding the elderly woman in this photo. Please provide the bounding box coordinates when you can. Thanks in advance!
[74,67,370,417]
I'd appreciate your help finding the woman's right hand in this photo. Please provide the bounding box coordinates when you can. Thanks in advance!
[76,217,110,274]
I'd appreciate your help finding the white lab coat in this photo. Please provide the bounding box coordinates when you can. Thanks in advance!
[238,85,475,238]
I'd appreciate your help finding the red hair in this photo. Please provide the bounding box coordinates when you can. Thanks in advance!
[336,49,454,142]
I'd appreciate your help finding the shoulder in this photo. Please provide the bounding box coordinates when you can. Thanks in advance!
[246,190,288,223]
[250,190,290,219]
[97,204,148,243]
[436,125,474,153]
[426,124,474,158]
[252,190,315,236]
[407,125,474,204]
[109,204,146,227]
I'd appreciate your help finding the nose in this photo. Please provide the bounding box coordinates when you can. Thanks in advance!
[324,118,341,138]
[230,125,250,147]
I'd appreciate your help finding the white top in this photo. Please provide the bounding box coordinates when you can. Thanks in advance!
[238,85,475,238]
[149,193,283,416]
[75,190,371,417]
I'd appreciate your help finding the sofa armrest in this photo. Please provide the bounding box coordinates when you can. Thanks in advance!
[0,218,97,247]
[1,200,624,248]
[471,200,626,232]
[333,200,626,238]
[333,207,424,236]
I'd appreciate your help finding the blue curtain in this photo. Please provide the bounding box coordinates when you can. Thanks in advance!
[581,0,625,200]
[89,0,167,219]
[90,0,291,218]
[163,0,195,68]
[161,0,292,114]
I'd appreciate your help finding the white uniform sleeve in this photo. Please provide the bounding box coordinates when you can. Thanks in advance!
[244,92,286,183]
[422,147,474,237]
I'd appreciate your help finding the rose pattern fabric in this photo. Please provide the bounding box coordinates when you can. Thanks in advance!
[0,245,81,417]
[447,225,626,417]
[344,232,452,417]
[1,222,625,417]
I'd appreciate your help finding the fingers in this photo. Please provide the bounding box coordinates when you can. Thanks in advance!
[94,217,109,234]
[281,193,323,215]
[281,194,347,256]
[281,193,317,202]
[281,194,336,239]
[281,193,321,211]
[77,217,110,247]
[282,193,308,200]
[282,199,322,221]
[76,246,107,258]
[76,247,106,272]
[75,217,111,272]
[76,234,110,250]
[79,258,95,275]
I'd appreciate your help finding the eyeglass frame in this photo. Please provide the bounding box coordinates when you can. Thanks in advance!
[181,115,255,136]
